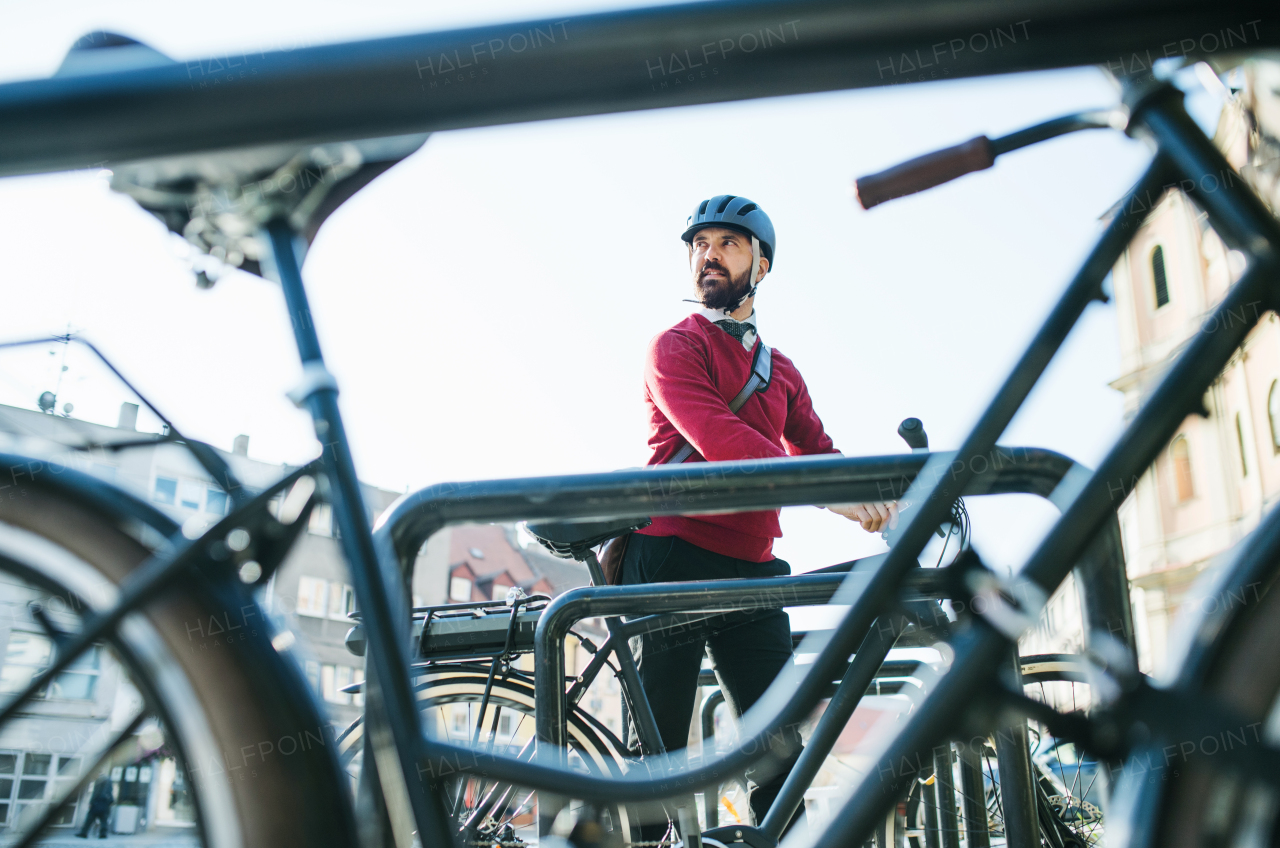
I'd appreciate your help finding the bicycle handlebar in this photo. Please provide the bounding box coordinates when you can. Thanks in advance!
[898,417,930,451]
[854,109,1122,210]
[855,135,996,210]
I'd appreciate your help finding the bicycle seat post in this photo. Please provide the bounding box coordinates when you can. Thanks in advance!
[580,548,609,587]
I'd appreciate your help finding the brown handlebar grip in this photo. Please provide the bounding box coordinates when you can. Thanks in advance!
[854,136,996,210]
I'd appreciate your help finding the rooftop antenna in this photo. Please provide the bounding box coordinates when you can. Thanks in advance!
[41,327,76,415]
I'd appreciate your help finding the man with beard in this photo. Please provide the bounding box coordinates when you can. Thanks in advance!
[621,195,896,839]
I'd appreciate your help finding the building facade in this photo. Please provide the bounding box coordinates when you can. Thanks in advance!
[1104,60,1280,674]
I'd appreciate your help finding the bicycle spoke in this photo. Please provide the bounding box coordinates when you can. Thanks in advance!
[449,706,474,819]
[465,735,538,832]
[1080,767,1100,805]
[984,754,1004,835]
[506,788,538,824]
[1068,683,1084,803]
[476,782,519,829]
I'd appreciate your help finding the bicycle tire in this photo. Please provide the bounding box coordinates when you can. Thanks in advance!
[336,667,638,845]
[0,472,355,846]
[1142,563,1280,846]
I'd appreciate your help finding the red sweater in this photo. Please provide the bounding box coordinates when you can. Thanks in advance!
[638,314,839,562]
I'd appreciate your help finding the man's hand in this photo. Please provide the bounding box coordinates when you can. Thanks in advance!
[825,502,899,533]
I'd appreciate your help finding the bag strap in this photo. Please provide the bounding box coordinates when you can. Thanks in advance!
[667,342,773,464]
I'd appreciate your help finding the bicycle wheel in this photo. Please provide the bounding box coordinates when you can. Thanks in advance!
[1022,675,1104,847]
[0,469,354,846]
[1146,563,1280,847]
[896,656,1102,847]
[337,666,638,845]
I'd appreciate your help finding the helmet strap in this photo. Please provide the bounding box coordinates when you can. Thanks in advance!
[732,235,763,312]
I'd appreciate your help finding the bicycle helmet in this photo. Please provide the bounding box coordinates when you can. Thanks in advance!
[682,195,775,311]
[681,195,776,269]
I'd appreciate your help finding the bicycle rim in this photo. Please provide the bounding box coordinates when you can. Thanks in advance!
[338,668,636,846]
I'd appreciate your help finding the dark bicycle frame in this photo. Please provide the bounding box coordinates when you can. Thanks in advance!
[1,1,1279,847]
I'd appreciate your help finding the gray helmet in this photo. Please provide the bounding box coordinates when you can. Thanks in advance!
[681,195,776,269]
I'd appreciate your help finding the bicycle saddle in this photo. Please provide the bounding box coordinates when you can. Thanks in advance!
[524,516,651,559]
[111,130,427,284]
[82,31,429,286]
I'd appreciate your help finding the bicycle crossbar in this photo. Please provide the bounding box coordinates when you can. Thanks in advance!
[0,1,1273,177]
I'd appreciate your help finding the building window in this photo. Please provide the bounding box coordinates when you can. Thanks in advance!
[308,503,333,537]
[1237,413,1250,477]
[46,646,100,700]
[327,583,355,620]
[0,753,13,825]
[1269,380,1280,455]
[352,668,365,707]
[0,634,52,696]
[0,633,100,700]
[17,753,50,821]
[50,756,82,825]
[321,664,354,705]
[450,705,470,736]
[296,578,354,620]
[295,576,328,617]
[153,477,177,505]
[449,577,473,602]
[321,664,337,703]
[1172,436,1195,502]
[206,489,230,516]
[0,751,84,828]
[304,660,320,694]
[177,480,203,510]
[1152,245,1170,308]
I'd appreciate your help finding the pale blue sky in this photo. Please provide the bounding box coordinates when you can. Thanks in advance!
[0,1,1224,580]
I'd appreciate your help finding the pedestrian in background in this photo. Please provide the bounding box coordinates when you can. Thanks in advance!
[76,775,113,839]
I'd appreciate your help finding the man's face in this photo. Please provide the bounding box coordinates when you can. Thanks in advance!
[689,227,767,311]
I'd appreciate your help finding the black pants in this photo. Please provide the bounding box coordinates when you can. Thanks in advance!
[621,534,803,835]
[77,807,109,837]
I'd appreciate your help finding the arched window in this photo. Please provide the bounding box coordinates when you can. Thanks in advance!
[1172,436,1194,502]
[1152,245,1169,308]
[1269,380,1280,455]
[1236,413,1249,478]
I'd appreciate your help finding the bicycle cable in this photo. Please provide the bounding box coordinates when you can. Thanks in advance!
[933,498,971,568]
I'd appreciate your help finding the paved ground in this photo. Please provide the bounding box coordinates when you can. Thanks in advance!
[6,830,199,847]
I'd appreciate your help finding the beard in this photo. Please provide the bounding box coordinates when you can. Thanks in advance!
[694,262,753,311]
